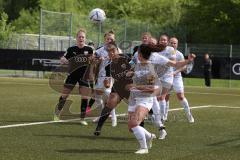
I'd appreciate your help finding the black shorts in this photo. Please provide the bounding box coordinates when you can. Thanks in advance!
[111,80,130,100]
[64,75,89,89]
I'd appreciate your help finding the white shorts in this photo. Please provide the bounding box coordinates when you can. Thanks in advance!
[173,76,184,93]
[95,77,114,94]
[128,97,153,112]
[159,74,173,89]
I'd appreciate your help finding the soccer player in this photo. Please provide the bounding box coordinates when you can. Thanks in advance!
[130,32,151,66]
[128,45,159,154]
[93,43,196,140]
[130,33,154,127]
[94,42,132,136]
[128,44,196,154]
[165,37,194,123]
[54,29,93,125]
[157,34,176,122]
[93,30,120,127]
[132,32,151,55]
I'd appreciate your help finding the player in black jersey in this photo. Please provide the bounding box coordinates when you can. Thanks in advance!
[54,29,93,125]
[94,42,132,136]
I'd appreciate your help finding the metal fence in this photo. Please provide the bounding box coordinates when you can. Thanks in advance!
[0,9,239,87]
[2,33,240,58]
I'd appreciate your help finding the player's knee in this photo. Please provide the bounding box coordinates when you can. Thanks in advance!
[177,93,184,101]
[128,122,137,132]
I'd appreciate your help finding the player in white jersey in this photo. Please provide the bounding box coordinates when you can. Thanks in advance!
[165,37,194,123]
[157,34,176,122]
[94,31,119,127]
[130,32,152,65]
[130,40,167,136]
[127,44,196,154]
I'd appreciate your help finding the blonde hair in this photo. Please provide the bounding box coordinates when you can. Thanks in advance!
[104,30,115,38]
[142,32,151,38]
[76,28,86,36]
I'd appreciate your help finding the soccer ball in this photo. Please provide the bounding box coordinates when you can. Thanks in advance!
[89,8,106,22]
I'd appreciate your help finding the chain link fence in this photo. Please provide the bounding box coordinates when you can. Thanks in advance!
[0,9,239,87]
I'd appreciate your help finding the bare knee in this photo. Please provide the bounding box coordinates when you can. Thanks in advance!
[177,93,184,101]
[128,122,138,132]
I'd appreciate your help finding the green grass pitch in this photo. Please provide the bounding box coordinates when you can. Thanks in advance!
[0,77,239,160]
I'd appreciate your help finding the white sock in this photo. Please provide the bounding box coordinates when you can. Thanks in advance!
[110,108,116,121]
[180,98,191,115]
[152,97,163,127]
[154,113,164,127]
[95,95,104,108]
[165,100,169,118]
[159,100,166,118]
[132,126,147,149]
[141,127,151,139]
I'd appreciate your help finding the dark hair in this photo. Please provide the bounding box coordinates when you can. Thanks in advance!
[138,44,166,60]
[160,33,169,40]
[107,41,118,51]
[138,44,152,60]
[88,41,94,46]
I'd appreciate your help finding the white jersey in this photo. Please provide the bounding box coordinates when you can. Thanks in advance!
[96,45,122,77]
[158,46,176,74]
[150,52,169,65]
[132,52,169,65]
[131,52,169,77]
[96,46,109,77]
[174,50,185,78]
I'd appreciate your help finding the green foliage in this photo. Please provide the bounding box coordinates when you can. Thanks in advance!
[12,9,39,34]
[0,0,239,43]
[0,0,40,21]
[0,12,14,47]
[180,0,240,43]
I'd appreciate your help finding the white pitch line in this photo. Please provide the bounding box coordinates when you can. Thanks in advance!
[185,91,240,97]
[210,105,240,109]
[169,105,211,111]
[0,82,47,86]
[0,105,239,129]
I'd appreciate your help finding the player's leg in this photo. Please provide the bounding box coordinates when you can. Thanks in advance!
[158,86,169,121]
[78,80,94,125]
[128,105,156,154]
[86,81,95,113]
[54,76,76,121]
[165,93,170,121]
[94,92,121,136]
[152,96,167,139]
[104,86,117,127]
[174,77,194,123]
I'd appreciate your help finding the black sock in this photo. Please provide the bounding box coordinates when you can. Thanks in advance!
[149,109,153,115]
[140,120,145,127]
[159,126,166,130]
[80,99,88,118]
[95,107,112,131]
[88,98,95,108]
[57,96,66,111]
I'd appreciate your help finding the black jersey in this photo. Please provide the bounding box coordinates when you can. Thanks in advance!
[133,46,139,55]
[64,45,93,60]
[110,54,132,100]
[64,45,93,78]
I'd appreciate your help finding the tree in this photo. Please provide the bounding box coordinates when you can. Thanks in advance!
[180,0,240,44]
[0,12,15,48]
[12,9,39,34]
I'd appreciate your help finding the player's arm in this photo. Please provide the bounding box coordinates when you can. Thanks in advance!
[167,53,196,68]
[60,48,71,64]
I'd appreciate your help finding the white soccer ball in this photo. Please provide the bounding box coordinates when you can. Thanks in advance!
[89,8,106,22]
